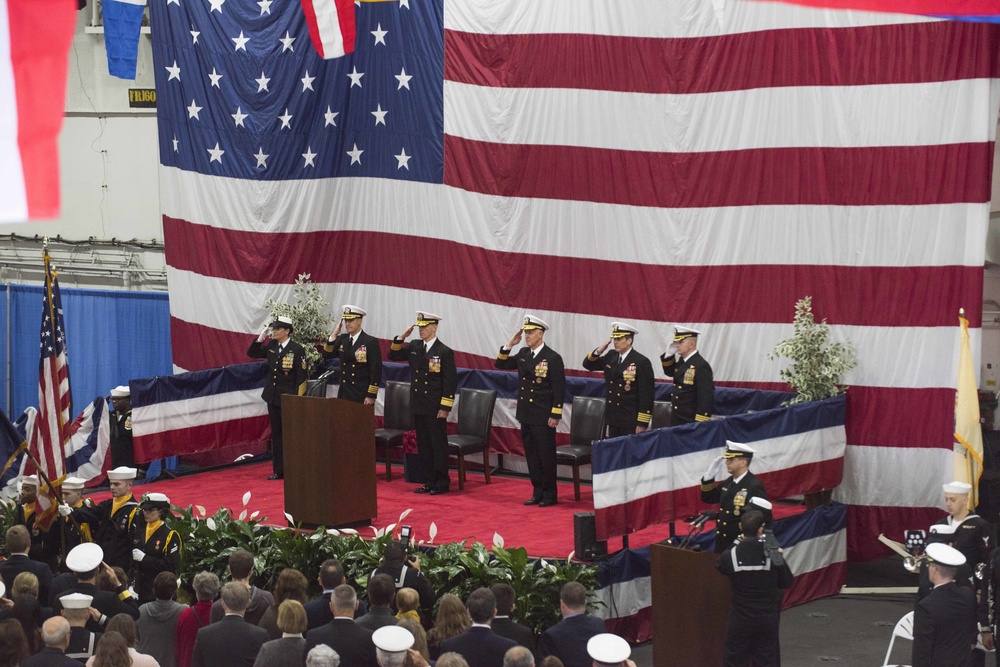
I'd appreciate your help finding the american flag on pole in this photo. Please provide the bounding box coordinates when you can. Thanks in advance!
[25,250,71,528]
[151,0,1000,560]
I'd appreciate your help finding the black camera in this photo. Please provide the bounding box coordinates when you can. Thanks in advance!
[400,525,412,551]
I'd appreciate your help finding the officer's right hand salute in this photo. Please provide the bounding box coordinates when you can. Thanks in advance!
[256,321,270,343]
[330,316,343,339]
[664,341,678,357]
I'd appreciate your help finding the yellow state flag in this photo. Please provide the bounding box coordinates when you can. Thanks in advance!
[954,311,984,506]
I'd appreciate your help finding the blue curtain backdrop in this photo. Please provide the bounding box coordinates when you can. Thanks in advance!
[0,285,172,417]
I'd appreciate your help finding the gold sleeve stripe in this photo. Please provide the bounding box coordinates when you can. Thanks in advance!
[119,590,133,601]
[440,397,455,407]
[497,352,509,361]
[323,342,335,353]
[637,413,651,423]
[587,352,599,361]
[700,482,716,492]
[551,406,563,416]
[694,414,711,422]
[368,385,379,394]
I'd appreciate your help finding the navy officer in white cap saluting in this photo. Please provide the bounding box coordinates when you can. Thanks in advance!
[583,322,655,437]
[700,441,767,552]
[324,305,383,405]
[389,311,457,495]
[60,466,140,572]
[496,314,566,507]
[661,325,714,426]
[248,315,308,480]
[913,542,978,667]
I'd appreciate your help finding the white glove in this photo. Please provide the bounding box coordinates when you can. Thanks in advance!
[132,549,145,562]
[58,504,72,517]
[665,342,678,357]
[256,324,269,343]
[703,456,724,481]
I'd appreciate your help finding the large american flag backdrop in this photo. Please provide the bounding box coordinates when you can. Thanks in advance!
[150,0,1000,560]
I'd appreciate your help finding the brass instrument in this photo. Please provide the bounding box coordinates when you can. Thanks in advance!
[904,554,929,574]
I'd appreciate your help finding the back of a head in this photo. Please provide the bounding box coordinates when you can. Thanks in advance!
[319,559,345,590]
[105,614,138,648]
[503,645,535,667]
[93,631,131,667]
[63,606,91,625]
[383,540,406,562]
[153,571,178,601]
[192,571,221,602]
[277,599,308,635]
[40,616,70,648]
[306,643,341,667]
[559,582,588,613]
[0,618,29,666]
[368,573,395,608]
[466,587,497,625]
[437,653,471,667]
[396,618,429,659]
[220,581,251,613]
[11,594,41,630]
[740,510,766,538]
[331,583,357,615]
[429,594,470,641]
[5,526,29,555]
[538,657,565,667]
[274,567,309,604]
[228,550,255,580]
[395,587,419,613]
[491,583,516,616]
[11,571,38,599]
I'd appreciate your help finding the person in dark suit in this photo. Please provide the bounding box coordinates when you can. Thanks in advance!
[701,441,768,553]
[716,510,794,667]
[913,542,978,667]
[247,315,309,480]
[535,582,605,667]
[660,325,714,425]
[303,584,377,667]
[356,574,397,632]
[1,526,53,606]
[489,583,533,649]
[192,582,268,667]
[323,305,383,404]
[441,588,517,667]
[582,322,655,437]
[20,616,80,667]
[495,315,566,507]
[304,559,345,631]
[388,311,457,495]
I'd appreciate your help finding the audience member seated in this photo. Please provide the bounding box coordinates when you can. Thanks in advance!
[0,526,53,606]
[396,618,431,667]
[210,551,273,626]
[504,646,535,667]
[535,583,605,667]
[0,572,53,623]
[304,560,346,632]
[357,575,398,633]
[21,616,79,667]
[303,584,377,667]
[192,582,268,667]
[11,594,44,654]
[427,594,470,660]
[102,613,159,667]
[395,588,420,622]
[436,653,470,667]
[254,599,308,667]
[537,659,563,667]
[373,542,436,612]
[60,593,101,663]
[175,571,219,667]
[441,588,517,667]
[0,617,30,667]
[305,645,340,667]
[137,572,183,667]
[490,584,533,650]
[259,568,309,640]
[87,631,133,667]
[373,625,414,667]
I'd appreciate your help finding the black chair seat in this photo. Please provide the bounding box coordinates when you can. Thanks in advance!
[447,434,485,451]
[555,445,592,464]
[375,428,406,447]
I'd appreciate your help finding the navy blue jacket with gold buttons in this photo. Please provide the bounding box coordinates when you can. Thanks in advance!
[388,338,457,416]
[495,344,566,426]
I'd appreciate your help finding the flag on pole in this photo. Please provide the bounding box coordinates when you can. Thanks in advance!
[103,0,147,79]
[25,249,72,529]
[954,308,984,505]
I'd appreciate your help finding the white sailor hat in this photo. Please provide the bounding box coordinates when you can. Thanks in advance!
[749,497,772,510]
[372,625,415,653]
[522,314,550,331]
[943,481,973,495]
[672,325,702,342]
[926,542,966,567]
[107,466,137,481]
[723,441,757,459]
[19,475,38,487]
[59,592,94,609]
[110,385,130,398]
[65,543,104,573]
[62,477,86,491]
[415,311,442,326]
[929,523,957,536]
[270,315,294,330]
[610,322,638,339]
[587,633,631,664]
[341,305,367,320]
[140,492,171,512]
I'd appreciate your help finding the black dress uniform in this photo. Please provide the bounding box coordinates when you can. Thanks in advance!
[702,471,767,553]
[52,582,140,633]
[918,515,994,602]
[15,502,60,571]
[583,348,654,437]
[129,518,182,603]
[388,336,457,492]
[73,495,140,571]
[716,535,794,667]
[496,342,566,504]
[109,406,134,468]
[913,580,978,667]
[66,626,101,662]
[323,330,382,403]
[247,333,308,478]
[661,350,714,425]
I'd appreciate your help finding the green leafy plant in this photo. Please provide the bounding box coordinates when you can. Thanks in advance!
[769,296,857,404]
[263,273,331,373]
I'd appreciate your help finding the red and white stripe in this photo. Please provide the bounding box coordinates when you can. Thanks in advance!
[162,1,1000,560]
[300,0,355,59]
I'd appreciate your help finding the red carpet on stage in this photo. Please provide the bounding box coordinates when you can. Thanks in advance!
[108,462,802,558]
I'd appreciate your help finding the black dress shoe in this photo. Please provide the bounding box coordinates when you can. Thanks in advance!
[414,485,432,494]
[538,499,558,507]
[429,488,449,496]
[268,473,283,481]
[523,498,541,506]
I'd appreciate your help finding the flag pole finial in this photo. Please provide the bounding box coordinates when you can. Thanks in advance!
[42,236,49,251]
[960,307,965,317]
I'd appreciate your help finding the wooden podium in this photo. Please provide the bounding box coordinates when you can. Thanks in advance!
[650,544,731,666]
[282,395,377,527]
